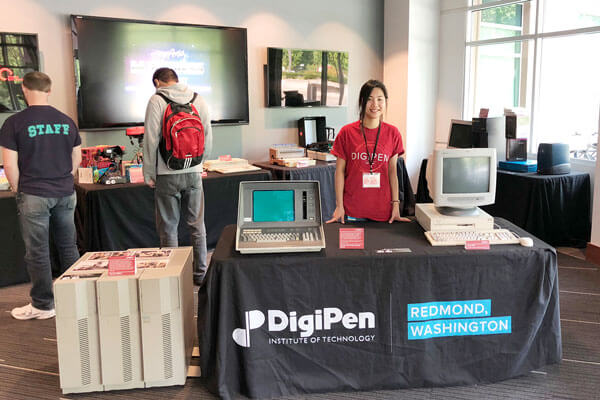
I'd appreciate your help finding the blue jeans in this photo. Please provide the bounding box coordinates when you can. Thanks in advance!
[16,192,80,310]
[155,173,207,283]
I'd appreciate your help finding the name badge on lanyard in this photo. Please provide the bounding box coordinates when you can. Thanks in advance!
[360,121,382,189]
[363,172,381,188]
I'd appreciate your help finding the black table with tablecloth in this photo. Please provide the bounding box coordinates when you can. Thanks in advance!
[253,158,415,220]
[75,169,271,252]
[0,191,74,287]
[482,170,591,248]
[198,219,561,399]
[0,191,28,287]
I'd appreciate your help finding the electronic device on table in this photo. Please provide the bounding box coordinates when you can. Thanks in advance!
[416,147,510,246]
[96,146,127,184]
[499,159,537,173]
[448,119,474,149]
[299,117,336,161]
[424,229,520,246]
[448,117,507,162]
[126,126,144,164]
[54,248,195,394]
[430,147,497,217]
[537,143,571,175]
[416,203,494,232]
[236,181,326,254]
[506,138,527,161]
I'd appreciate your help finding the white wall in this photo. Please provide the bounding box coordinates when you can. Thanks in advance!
[406,0,439,185]
[383,0,439,187]
[383,1,409,148]
[436,0,467,145]
[0,0,384,162]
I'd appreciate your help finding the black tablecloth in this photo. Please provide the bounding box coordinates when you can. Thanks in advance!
[198,219,561,399]
[0,191,28,287]
[253,158,415,220]
[75,169,271,252]
[482,170,591,248]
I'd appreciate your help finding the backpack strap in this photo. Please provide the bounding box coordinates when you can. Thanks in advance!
[156,92,172,104]
[157,92,197,105]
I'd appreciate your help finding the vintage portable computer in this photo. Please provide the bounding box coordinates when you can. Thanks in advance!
[236,181,326,253]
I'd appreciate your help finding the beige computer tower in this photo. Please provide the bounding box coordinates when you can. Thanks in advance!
[96,272,144,390]
[138,247,194,387]
[54,271,103,394]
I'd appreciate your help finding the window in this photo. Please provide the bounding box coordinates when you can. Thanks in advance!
[0,33,39,113]
[465,0,600,161]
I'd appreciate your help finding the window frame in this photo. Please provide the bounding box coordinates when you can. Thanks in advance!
[464,0,600,162]
[0,32,39,113]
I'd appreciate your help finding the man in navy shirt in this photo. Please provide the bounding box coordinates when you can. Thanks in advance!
[0,72,82,320]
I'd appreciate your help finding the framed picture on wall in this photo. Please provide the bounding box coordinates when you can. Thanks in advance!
[0,33,40,113]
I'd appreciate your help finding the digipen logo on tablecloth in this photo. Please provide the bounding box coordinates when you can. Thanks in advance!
[232,308,376,348]
[232,310,265,348]
[407,299,511,340]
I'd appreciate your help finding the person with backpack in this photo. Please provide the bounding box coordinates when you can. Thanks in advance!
[143,67,212,286]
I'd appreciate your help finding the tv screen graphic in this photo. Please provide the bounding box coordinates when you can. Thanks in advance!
[71,15,249,129]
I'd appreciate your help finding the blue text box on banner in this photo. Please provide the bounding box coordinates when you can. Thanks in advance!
[407,299,491,322]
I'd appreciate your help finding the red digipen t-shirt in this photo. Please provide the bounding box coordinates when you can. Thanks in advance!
[330,121,404,221]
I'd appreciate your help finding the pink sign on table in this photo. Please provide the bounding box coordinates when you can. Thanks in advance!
[339,228,365,249]
[465,240,490,250]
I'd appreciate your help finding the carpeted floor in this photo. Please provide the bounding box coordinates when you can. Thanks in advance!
[0,249,599,400]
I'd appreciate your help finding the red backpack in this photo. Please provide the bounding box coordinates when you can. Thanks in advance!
[157,92,205,170]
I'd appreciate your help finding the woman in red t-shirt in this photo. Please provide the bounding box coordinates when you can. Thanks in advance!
[327,79,410,223]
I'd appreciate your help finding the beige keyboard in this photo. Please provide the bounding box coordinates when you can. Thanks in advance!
[424,229,520,246]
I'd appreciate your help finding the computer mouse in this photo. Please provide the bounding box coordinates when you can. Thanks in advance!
[519,237,533,247]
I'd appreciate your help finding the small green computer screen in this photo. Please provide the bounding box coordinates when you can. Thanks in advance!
[253,190,295,222]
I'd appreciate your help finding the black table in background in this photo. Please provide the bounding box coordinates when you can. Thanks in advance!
[0,191,70,287]
[253,158,415,220]
[482,170,591,248]
[0,191,28,287]
[75,169,271,252]
[198,219,561,399]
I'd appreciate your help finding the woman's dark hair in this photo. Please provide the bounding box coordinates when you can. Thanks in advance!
[152,68,179,86]
[358,79,388,121]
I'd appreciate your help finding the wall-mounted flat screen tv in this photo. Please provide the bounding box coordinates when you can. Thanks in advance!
[266,47,348,108]
[71,15,249,129]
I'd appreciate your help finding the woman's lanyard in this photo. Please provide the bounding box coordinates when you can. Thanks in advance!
[360,121,382,174]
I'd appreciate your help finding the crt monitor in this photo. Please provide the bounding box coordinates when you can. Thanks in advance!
[431,147,497,215]
[448,119,473,148]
